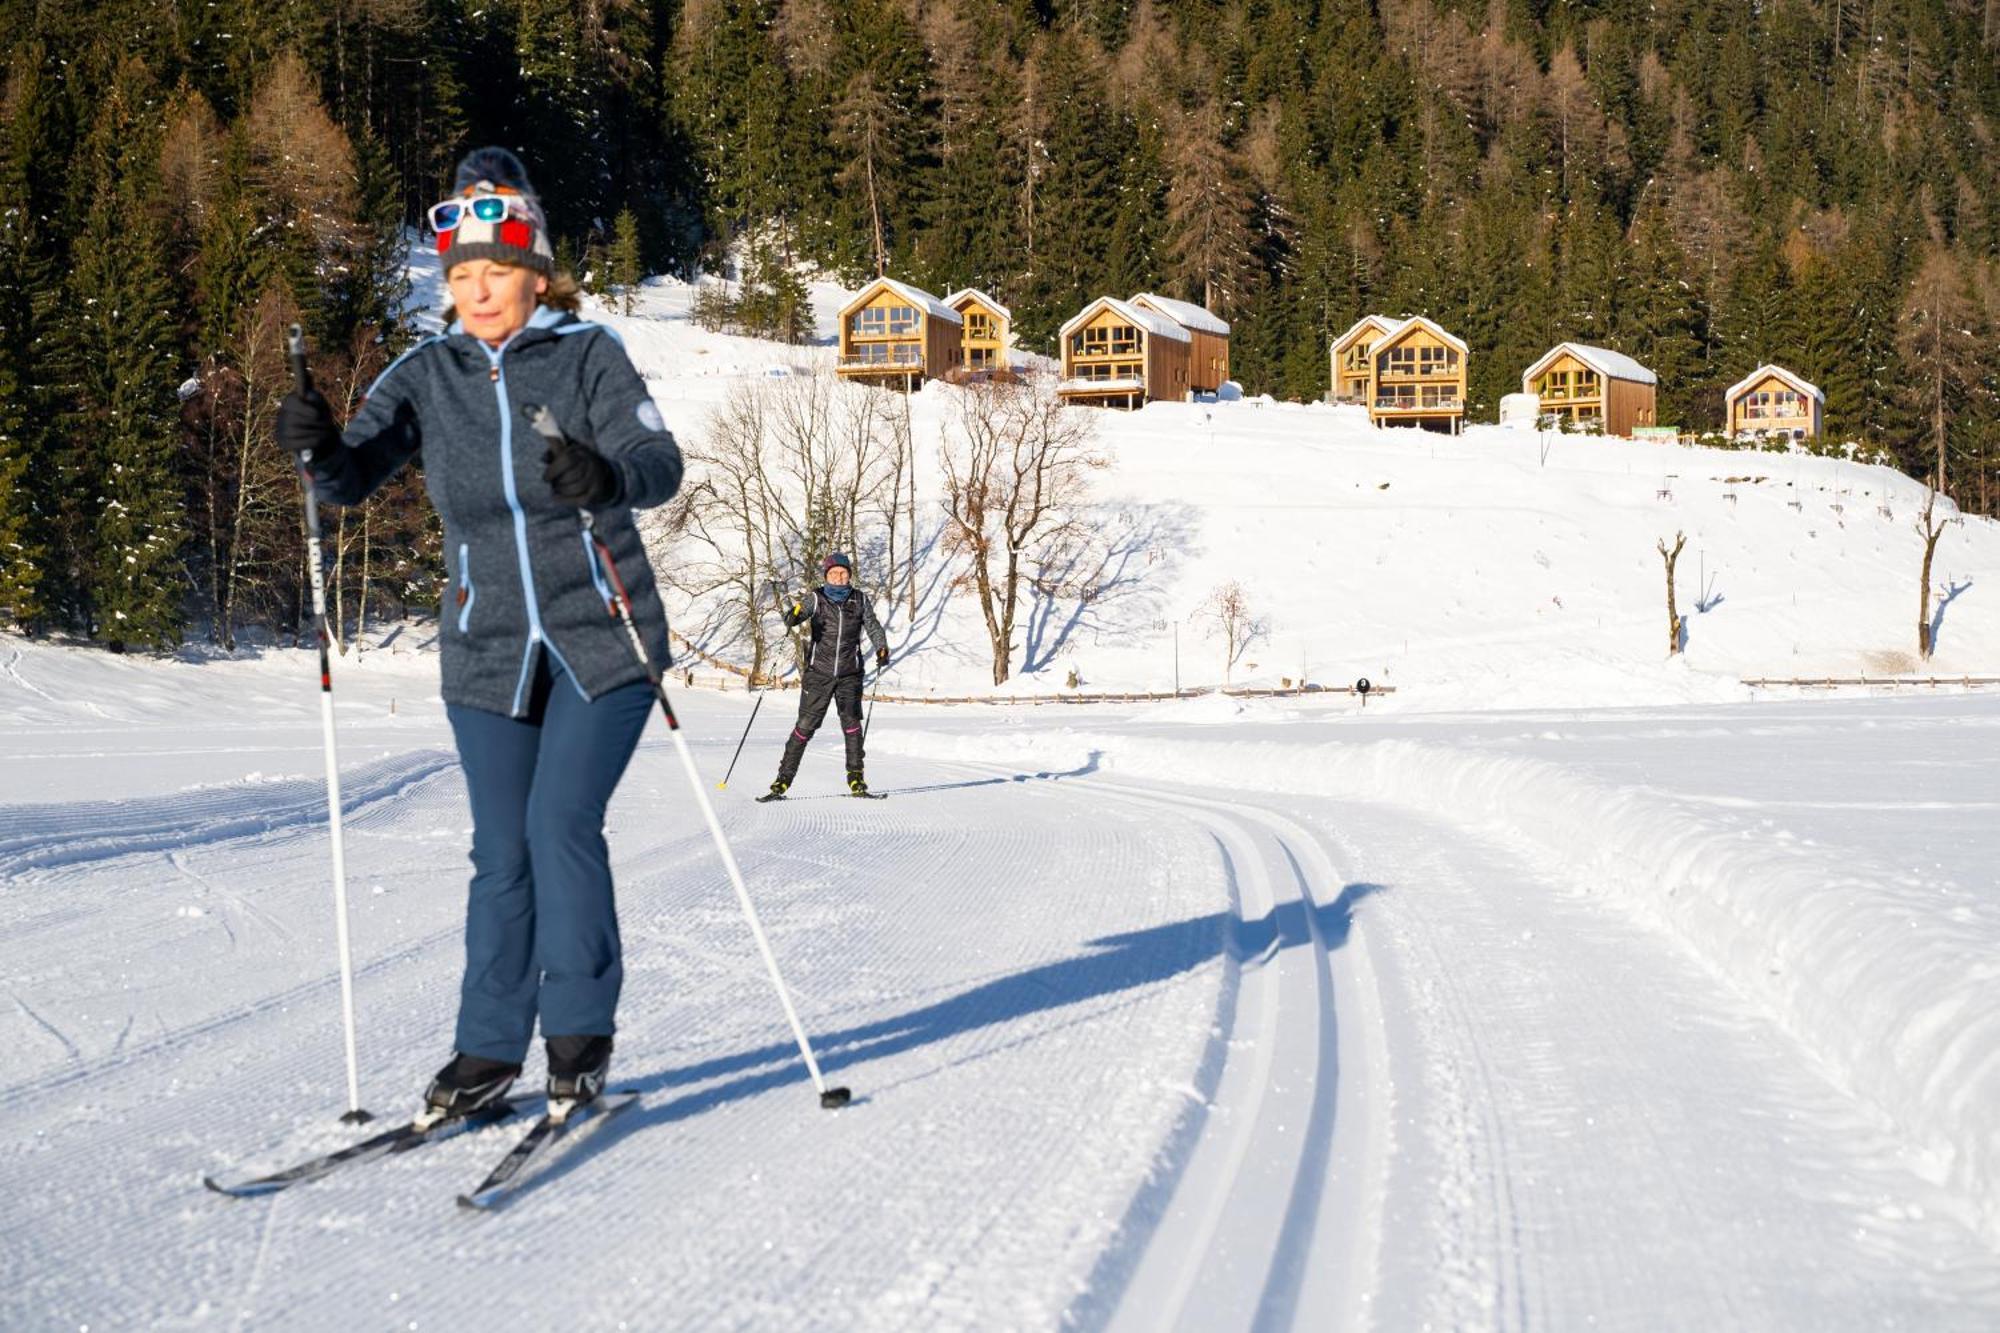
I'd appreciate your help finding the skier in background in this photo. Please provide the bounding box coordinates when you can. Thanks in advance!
[274,147,682,1121]
[763,553,890,799]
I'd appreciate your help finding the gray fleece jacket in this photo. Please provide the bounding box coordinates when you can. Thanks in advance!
[308,305,683,717]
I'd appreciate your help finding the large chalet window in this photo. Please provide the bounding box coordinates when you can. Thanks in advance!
[852,304,918,338]
[1075,361,1142,382]
[965,313,992,339]
[1745,390,1805,420]
[1073,324,1140,358]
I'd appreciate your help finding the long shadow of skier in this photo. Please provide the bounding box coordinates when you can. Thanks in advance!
[521,877,1391,1203]
[521,879,1389,1207]
[774,752,1103,801]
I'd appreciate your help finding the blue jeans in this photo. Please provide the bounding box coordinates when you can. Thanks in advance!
[446,658,656,1063]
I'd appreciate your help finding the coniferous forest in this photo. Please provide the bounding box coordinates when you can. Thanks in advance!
[4,0,2000,649]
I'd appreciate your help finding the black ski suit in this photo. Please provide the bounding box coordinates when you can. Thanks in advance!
[775,586,888,784]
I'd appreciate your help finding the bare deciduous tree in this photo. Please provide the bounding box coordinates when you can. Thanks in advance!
[1658,530,1686,657]
[1917,485,1949,660]
[1202,579,1268,684]
[940,378,1102,685]
[669,372,900,684]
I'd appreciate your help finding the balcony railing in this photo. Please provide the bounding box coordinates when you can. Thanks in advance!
[1375,397,1463,412]
[840,344,924,369]
[1377,362,1462,379]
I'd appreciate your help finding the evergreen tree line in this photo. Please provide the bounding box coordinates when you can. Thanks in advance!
[5,0,2000,647]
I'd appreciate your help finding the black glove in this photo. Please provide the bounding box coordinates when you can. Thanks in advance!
[275,388,341,466]
[875,647,890,668]
[543,440,621,507]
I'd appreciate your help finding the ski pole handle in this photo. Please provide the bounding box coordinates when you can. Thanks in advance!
[286,323,311,396]
[523,402,572,463]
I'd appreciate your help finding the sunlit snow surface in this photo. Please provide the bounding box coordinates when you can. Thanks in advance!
[2,640,1996,1329]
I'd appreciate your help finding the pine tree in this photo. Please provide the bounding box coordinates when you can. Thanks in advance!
[610,207,643,314]
[61,56,187,648]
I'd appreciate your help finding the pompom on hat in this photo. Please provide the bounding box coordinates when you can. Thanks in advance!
[433,147,555,276]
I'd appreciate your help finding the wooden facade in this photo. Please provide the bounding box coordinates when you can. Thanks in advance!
[1057,297,1192,409]
[1522,343,1658,437]
[1329,315,1397,404]
[1129,293,1231,393]
[1367,316,1468,433]
[945,288,1011,374]
[1726,365,1824,440]
[836,278,963,386]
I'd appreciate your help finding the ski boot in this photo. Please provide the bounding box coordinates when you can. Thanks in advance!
[420,1052,521,1128]
[546,1034,613,1114]
[847,770,869,796]
[758,778,789,803]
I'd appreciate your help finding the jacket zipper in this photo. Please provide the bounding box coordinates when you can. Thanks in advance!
[456,541,476,633]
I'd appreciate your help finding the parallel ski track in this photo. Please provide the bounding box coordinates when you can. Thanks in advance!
[0,748,460,878]
[1055,776,1385,1333]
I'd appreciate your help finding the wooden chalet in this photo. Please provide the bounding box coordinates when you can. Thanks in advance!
[1726,365,1824,441]
[1057,297,1192,409]
[1368,316,1468,433]
[1129,293,1231,393]
[944,288,1011,374]
[1522,343,1658,437]
[836,278,963,386]
[1329,315,1398,404]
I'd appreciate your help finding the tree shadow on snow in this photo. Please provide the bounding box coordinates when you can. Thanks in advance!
[1931,578,1973,653]
[1021,503,1199,677]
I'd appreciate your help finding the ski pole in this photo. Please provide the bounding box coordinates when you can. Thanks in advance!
[524,404,850,1110]
[287,323,370,1126]
[863,662,881,741]
[717,686,764,790]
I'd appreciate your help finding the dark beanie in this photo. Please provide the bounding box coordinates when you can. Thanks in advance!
[436,147,555,276]
[822,552,852,572]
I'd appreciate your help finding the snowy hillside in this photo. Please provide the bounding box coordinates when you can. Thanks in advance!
[515,259,2000,712]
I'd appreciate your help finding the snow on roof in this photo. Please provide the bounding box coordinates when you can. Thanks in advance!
[944,288,1011,321]
[1129,293,1230,337]
[839,277,962,324]
[1523,342,1656,387]
[1059,296,1191,343]
[1330,314,1397,353]
[1375,315,1468,354]
[1726,364,1824,404]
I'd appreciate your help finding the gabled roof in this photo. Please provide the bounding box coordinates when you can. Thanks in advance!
[1373,315,1468,355]
[1725,364,1824,405]
[944,288,1011,321]
[1523,342,1656,387]
[1129,292,1230,336]
[1059,296,1191,343]
[839,276,963,324]
[1331,314,1398,355]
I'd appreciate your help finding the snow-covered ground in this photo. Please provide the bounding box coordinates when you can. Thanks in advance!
[4,258,1999,1328]
[4,639,1998,1328]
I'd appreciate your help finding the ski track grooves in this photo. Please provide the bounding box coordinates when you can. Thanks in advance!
[1064,775,1384,1333]
[0,749,460,878]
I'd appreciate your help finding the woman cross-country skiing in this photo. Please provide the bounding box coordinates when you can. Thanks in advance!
[273,148,682,1120]
[763,552,889,799]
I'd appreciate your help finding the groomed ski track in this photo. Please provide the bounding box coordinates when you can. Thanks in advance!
[4,709,2000,1328]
